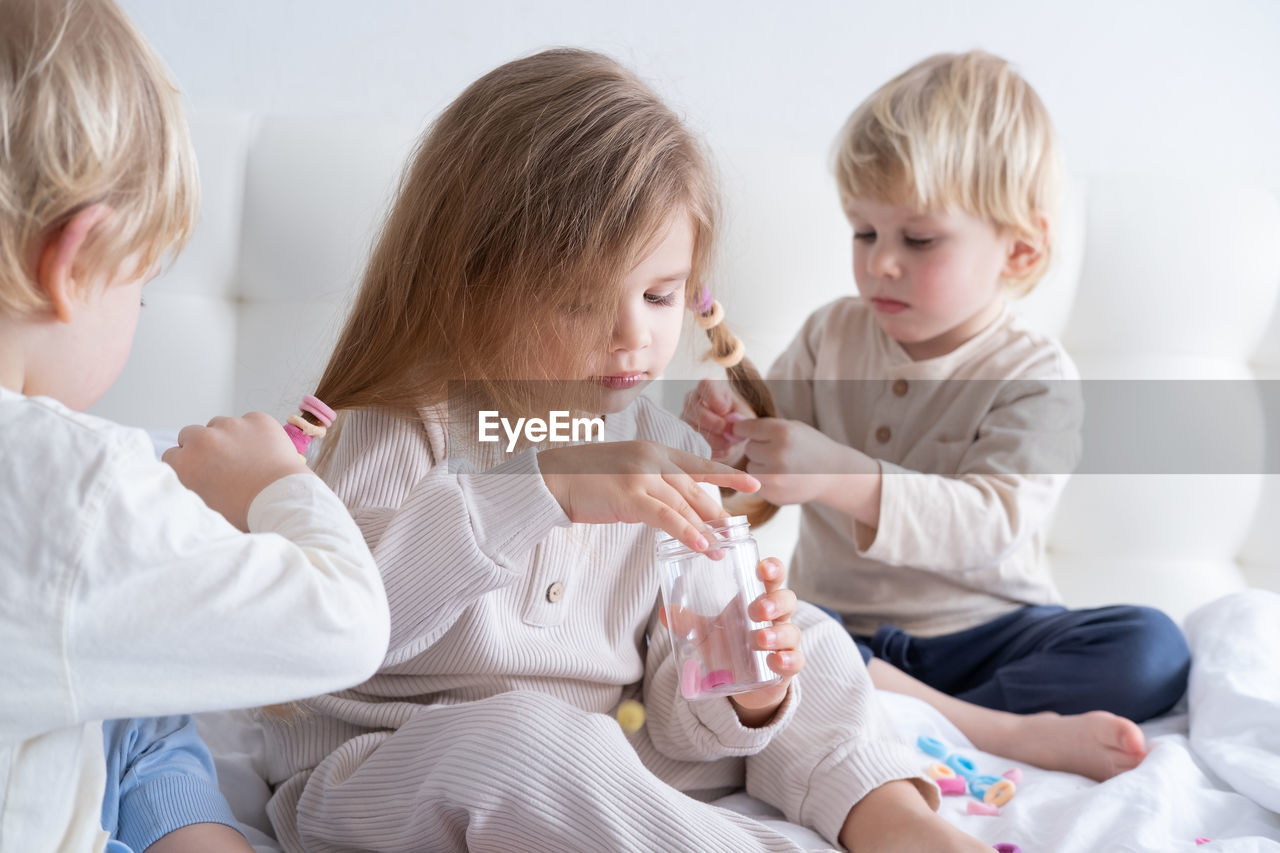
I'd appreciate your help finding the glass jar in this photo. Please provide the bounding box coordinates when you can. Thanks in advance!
[655,516,781,701]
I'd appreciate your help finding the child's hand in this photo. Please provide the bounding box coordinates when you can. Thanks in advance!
[727,416,847,506]
[162,412,311,532]
[538,441,760,553]
[730,557,803,726]
[681,378,755,462]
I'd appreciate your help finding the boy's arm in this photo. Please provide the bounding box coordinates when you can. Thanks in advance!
[101,716,246,853]
[811,446,883,528]
[78,437,566,720]
[0,428,392,741]
[838,377,1081,571]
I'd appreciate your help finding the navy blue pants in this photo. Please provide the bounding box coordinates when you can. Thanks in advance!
[842,604,1190,722]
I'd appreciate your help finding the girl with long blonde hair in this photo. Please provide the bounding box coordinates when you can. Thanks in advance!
[264,48,987,853]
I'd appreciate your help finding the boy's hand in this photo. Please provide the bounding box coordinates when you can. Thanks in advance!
[730,557,803,726]
[162,412,311,531]
[728,416,844,505]
[681,378,755,463]
[538,441,760,554]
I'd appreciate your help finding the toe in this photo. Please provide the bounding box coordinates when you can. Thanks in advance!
[1118,720,1147,757]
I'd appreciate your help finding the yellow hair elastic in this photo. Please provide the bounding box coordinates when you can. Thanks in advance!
[983,778,1016,807]
[927,762,956,780]
[695,300,725,330]
[287,413,328,439]
[711,335,745,368]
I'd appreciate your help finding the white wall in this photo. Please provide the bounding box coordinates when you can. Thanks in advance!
[120,0,1280,197]
[111,0,1280,419]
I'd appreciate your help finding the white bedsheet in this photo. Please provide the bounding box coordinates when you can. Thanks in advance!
[1186,591,1280,817]
[198,591,1280,852]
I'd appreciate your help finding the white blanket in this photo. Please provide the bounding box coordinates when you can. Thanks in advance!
[199,591,1280,852]
[1187,591,1280,816]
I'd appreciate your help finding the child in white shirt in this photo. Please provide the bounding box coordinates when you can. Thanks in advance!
[0,1,390,849]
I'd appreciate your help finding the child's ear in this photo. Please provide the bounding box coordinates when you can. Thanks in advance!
[35,204,113,323]
[1003,214,1050,282]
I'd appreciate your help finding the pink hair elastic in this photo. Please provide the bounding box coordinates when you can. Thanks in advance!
[299,394,336,426]
[691,287,741,366]
[701,669,733,691]
[284,394,335,458]
[695,288,714,314]
[681,658,702,700]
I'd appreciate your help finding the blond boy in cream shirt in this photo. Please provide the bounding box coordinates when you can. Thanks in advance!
[686,50,1189,783]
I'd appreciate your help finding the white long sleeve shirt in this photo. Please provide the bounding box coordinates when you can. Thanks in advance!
[0,387,390,852]
[768,297,1082,637]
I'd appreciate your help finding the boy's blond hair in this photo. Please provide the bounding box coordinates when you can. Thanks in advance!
[834,50,1062,293]
[0,0,198,317]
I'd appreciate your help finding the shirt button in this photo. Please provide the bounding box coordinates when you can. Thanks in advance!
[875,426,892,443]
[546,582,565,603]
[892,378,908,397]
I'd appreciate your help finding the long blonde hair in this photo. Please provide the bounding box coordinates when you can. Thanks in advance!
[308,48,775,472]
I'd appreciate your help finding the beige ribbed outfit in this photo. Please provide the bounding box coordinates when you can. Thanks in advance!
[263,394,929,853]
[769,297,1082,638]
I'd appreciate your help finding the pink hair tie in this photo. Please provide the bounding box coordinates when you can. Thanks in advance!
[284,394,336,459]
[681,658,702,700]
[300,394,336,427]
[695,288,714,315]
[283,424,311,456]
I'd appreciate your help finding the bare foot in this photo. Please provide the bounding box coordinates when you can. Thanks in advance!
[864,659,1149,783]
[978,710,1147,781]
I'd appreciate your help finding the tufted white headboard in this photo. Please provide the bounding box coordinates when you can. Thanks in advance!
[93,111,1280,622]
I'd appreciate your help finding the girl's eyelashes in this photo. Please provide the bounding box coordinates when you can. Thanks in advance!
[644,290,681,306]
[853,230,876,242]
[903,236,935,248]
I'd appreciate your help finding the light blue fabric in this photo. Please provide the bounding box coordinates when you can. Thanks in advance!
[101,716,242,852]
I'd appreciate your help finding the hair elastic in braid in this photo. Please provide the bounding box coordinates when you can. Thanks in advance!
[283,394,336,459]
[711,335,746,368]
[695,300,725,330]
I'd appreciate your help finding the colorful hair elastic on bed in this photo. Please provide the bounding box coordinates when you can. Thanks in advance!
[693,289,745,368]
[283,394,336,459]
